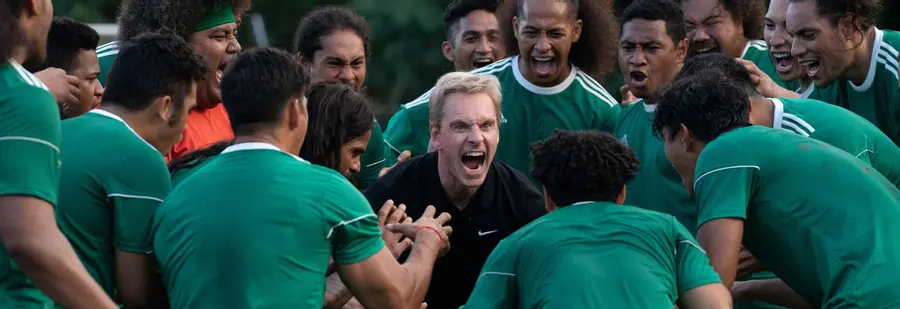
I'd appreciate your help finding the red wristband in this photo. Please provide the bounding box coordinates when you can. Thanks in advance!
[414,225,444,244]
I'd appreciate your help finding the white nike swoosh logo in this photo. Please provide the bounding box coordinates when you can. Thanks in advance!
[478,230,499,236]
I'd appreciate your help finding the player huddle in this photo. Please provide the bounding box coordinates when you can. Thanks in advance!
[0,0,898,308]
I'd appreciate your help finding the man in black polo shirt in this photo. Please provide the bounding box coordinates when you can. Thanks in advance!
[366,71,545,309]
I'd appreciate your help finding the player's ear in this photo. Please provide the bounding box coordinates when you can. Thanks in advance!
[679,123,695,152]
[542,188,558,212]
[153,95,174,123]
[286,96,305,130]
[441,41,455,63]
[571,19,583,43]
[615,186,626,205]
[429,121,441,149]
[512,17,521,40]
[675,39,688,64]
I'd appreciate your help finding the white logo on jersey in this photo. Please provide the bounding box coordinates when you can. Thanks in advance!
[500,112,508,124]
[621,134,628,145]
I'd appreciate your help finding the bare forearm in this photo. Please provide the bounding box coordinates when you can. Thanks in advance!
[7,231,117,309]
[774,86,801,98]
[397,239,440,306]
[323,273,354,309]
[733,279,812,309]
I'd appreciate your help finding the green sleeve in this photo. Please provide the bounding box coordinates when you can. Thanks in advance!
[673,217,722,294]
[96,42,119,87]
[383,107,415,166]
[0,87,61,205]
[693,150,758,229]
[593,102,621,133]
[109,153,172,253]
[357,121,386,189]
[462,238,518,309]
[323,175,384,265]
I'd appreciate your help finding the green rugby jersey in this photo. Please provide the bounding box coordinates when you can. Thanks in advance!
[463,201,721,308]
[742,40,802,92]
[694,125,900,308]
[613,100,698,234]
[771,97,900,187]
[0,60,62,308]
[358,120,385,189]
[383,56,621,177]
[96,41,118,87]
[153,143,384,309]
[55,110,170,297]
[801,28,900,144]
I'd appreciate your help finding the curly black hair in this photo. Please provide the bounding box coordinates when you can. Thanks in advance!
[678,53,758,95]
[679,0,765,40]
[117,0,252,41]
[622,0,687,43]
[444,0,500,42]
[0,0,34,61]
[651,72,751,142]
[103,29,208,114]
[293,6,370,60]
[498,0,620,81]
[34,17,100,72]
[789,0,881,32]
[300,82,374,173]
[221,47,310,136]
[531,130,639,207]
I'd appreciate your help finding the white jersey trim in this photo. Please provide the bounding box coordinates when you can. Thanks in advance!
[771,98,785,131]
[575,71,618,107]
[221,142,309,163]
[849,28,884,92]
[89,109,158,152]
[643,101,656,113]
[741,40,768,58]
[9,60,49,90]
[476,271,516,283]
[326,213,377,240]
[694,165,761,188]
[511,55,576,95]
[675,240,707,255]
[96,41,119,53]
[403,58,514,109]
[107,193,164,203]
[0,136,60,153]
[96,49,120,59]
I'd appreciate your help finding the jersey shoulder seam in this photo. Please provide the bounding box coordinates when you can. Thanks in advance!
[574,71,617,107]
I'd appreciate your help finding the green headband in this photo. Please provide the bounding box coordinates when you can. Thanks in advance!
[195,2,235,32]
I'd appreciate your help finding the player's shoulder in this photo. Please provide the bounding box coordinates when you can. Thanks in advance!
[470,57,515,77]
[747,40,769,52]
[0,61,52,95]
[96,41,121,59]
[571,69,618,108]
[874,29,900,83]
[401,58,515,111]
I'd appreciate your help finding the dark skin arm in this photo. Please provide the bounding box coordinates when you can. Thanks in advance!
[0,196,118,309]
[696,218,744,289]
[115,251,168,309]
[732,279,812,309]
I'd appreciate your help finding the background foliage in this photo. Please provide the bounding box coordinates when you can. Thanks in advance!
[54,0,900,125]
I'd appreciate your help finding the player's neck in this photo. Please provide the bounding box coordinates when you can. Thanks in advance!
[845,29,877,85]
[100,105,167,154]
[10,46,27,64]
[437,160,479,211]
[234,133,299,155]
[750,96,775,128]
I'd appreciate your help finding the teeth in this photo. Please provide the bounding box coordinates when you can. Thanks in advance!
[773,52,792,59]
[463,151,485,157]
[534,57,552,61]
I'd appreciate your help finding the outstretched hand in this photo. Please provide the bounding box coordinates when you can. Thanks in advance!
[377,200,413,259]
[386,205,452,257]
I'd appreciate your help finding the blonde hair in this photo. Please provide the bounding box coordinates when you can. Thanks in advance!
[429,72,502,124]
